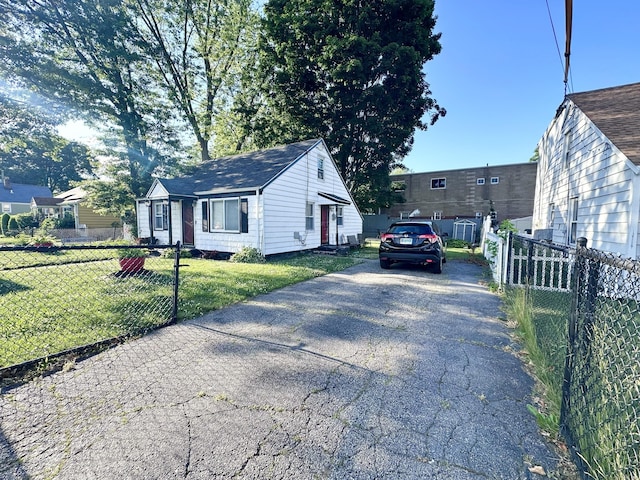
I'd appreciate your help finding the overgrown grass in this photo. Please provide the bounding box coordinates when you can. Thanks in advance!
[502,286,567,437]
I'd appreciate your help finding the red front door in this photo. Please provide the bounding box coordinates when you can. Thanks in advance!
[321,206,329,244]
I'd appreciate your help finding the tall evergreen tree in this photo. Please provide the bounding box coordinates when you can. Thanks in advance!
[260,0,445,210]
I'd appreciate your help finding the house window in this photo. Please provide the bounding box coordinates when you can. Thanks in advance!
[431,178,446,189]
[432,211,442,220]
[336,206,344,226]
[476,178,485,185]
[548,203,555,229]
[317,157,325,180]
[490,177,499,184]
[568,197,578,244]
[154,202,168,230]
[201,201,209,232]
[2,203,10,213]
[305,202,314,230]
[210,198,240,232]
[563,130,573,167]
[490,210,498,220]
[475,212,483,218]
[400,212,410,220]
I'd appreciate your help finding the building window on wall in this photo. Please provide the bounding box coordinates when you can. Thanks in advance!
[548,203,555,229]
[210,198,240,232]
[431,178,446,189]
[563,130,573,167]
[336,206,344,226]
[317,157,325,180]
[490,177,499,184]
[2,203,11,213]
[432,211,442,220]
[475,212,483,218]
[568,197,578,244]
[490,211,498,220]
[476,178,485,185]
[305,202,314,230]
[154,202,168,230]
[400,212,410,220]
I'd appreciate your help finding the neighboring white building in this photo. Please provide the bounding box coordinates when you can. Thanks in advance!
[533,82,640,258]
[136,139,363,255]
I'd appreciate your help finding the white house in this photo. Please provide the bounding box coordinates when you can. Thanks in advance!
[532,82,640,258]
[136,138,363,255]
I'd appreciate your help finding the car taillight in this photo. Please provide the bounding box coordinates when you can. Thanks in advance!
[380,233,394,242]
[418,234,437,244]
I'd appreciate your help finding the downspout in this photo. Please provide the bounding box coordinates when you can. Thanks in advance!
[627,163,640,258]
[167,198,173,245]
[257,188,263,254]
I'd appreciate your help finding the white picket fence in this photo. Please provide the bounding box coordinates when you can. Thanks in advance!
[480,216,572,291]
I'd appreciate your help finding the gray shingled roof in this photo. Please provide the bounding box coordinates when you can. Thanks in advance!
[0,183,52,204]
[568,82,640,165]
[158,139,323,196]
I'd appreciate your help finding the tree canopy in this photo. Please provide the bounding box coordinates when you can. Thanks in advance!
[260,0,445,210]
[0,94,94,192]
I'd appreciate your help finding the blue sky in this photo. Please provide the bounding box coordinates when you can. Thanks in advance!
[403,0,640,173]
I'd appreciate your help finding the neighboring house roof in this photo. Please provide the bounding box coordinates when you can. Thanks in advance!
[55,186,86,203]
[155,139,323,196]
[567,82,640,165]
[32,197,63,207]
[0,182,52,204]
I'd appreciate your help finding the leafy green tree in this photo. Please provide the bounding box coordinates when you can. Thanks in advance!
[133,0,262,161]
[260,0,445,210]
[0,94,94,191]
[529,147,540,162]
[0,0,176,197]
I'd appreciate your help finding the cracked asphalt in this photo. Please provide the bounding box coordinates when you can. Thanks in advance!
[0,259,559,479]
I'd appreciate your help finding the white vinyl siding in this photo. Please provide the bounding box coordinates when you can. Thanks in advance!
[261,141,362,255]
[534,100,637,257]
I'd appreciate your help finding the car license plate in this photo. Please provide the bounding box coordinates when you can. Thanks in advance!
[399,238,413,245]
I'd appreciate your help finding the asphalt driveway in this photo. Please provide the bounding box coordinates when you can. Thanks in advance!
[0,259,558,479]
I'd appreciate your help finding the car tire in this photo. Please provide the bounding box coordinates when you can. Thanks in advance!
[380,258,391,269]
[433,255,443,274]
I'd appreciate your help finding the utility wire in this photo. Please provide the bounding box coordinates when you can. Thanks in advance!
[545,0,572,94]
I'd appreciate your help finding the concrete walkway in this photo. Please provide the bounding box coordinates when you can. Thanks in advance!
[0,259,558,479]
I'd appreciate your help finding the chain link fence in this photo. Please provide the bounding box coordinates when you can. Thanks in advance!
[0,244,179,385]
[508,234,640,480]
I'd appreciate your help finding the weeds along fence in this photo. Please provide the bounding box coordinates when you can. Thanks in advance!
[507,234,640,480]
[0,243,180,383]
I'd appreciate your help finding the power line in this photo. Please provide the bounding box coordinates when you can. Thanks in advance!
[545,0,572,94]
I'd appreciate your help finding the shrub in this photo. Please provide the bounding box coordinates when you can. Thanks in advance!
[8,217,19,231]
[229,246,266,263]
[446,239,470,249]
[1,213,9,235]
[13,213,38,230]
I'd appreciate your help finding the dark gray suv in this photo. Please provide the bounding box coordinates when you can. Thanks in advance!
[378,221,447,273]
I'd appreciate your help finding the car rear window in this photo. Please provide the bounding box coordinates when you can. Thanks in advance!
[388,224,434,235]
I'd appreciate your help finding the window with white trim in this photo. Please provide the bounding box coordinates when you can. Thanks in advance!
[210,198,240,232]
[476,178,485,185]
[475,211,483,218]
[563,130,573,167]
[490,177,499,184]
[400,212,410,220]
[336,206,344,226]
[317,157,325,180]
[305,202,314,230]
[431,178,446,189]
[568,197,578,244]
[432,211,442,220]
[548,203,555,229]
[490,211,497,220]
[154,202,168,230]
